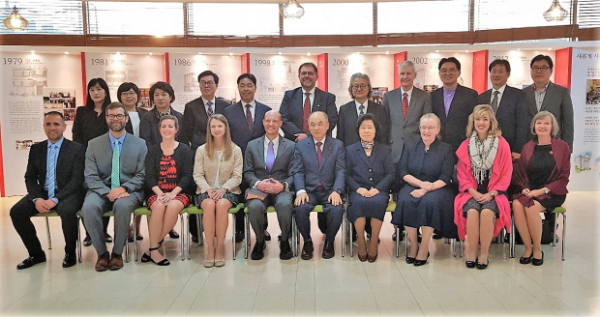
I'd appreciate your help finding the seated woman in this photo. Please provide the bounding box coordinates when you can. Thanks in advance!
[142,115,194,266]
[512,111,570,266]
[392,113,455,266]
[193,114,243,268]
[346,114,394,263]
[454,105,512,270]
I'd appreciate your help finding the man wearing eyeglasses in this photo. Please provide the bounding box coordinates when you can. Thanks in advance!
[523,54,574,151]
[82,102,147,272]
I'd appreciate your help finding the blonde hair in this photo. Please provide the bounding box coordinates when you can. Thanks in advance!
[531,111,559,138]
[466,104,502,138]
[420,113,441,128]
[205,114,233,160]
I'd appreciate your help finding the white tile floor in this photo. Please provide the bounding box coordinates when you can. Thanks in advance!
[0,191,598,316]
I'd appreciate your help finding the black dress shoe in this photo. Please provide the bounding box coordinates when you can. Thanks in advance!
[104,233,112,243]
[405,256,415,264]
[476,260,489,270]
[264,230,271,241]
[168,230,179,239]
[235,231,244,243]
[301,241,314,260]
[62,253,77,268]
[413,252,430,266]
[322,241,335,259]
[532,251,544,266]
[251,241,266,260]
[191,235,199,243]
[17,255,46,270]
[392,232,404,242]
[83,235,92,247]
[519,256,532,265]
[465,260,477,269]
[279,240,292,260]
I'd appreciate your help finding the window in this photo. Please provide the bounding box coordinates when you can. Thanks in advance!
[378,1,469,34]
[187,3,279,36]
[284,3,373,35]
[87,1,184,36]
[474,0,571,30]
[0,0,83,35]
[578,0,600,28]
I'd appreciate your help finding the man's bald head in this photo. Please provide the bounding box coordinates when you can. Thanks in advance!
[308,111,329,140]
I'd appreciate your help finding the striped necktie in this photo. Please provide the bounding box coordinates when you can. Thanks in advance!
[111,140,120,189]
[46,144,57,199]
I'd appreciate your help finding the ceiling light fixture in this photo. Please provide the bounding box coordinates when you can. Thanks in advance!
[3,6,29,31]
[281,0,305,19]
[543,0,568,22]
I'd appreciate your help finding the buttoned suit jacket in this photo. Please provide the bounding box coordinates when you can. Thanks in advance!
[181,97,228,150]
[431,84,478,153]
[337,100,389,147]
[223,101,272,156]
[291,135,345,193]
[345,142,394,193]
[279,87,338,141]
[243,136,295,191]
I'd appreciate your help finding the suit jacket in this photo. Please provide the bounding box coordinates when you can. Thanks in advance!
[223,101,272,156]
[337,100,389,146]
[139,107,184,148]
[25,139,85,201]
[291,135,345,193]
[181,97,228,150]
[84,133,147,197]
[144,143,195,198]
[345,142,394,193]
[244,136,295,190]
[193,144,243,195]
[522,82,574,151]
[478,86,531,153]
[431,85,478,153]
[383,86,432,163]
[280,87,338,140]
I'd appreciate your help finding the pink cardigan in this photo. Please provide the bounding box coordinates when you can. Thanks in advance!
[454,136,513,241]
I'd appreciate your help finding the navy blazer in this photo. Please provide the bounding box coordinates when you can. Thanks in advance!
[478,85,531,153]
[337,100,389,146]
[139,107,184,148]
[292,135,345,193]
[223,101,272,156]
[431,85,478,153]
[280,87,338,141]
[345,142,394,193]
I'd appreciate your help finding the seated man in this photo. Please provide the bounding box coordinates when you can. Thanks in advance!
[11,111,85,269]
[292,111,345,260]
[82,102,147,272]
[244,110,295,261]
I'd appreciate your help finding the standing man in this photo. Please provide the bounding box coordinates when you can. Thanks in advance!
[292,111,345,260]
[478,59,532,160]
[383,60,432,165]
[11,111,85,269]
[523,54,574,151]
[181,70,228,242]
[244,110,295,260]
[82,102,147,272]
[224,73,272,243]
[430,57,478,154]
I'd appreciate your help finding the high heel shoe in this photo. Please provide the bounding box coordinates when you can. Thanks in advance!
[465,257,477,269]
[476,259,489,270]
[413,252,430,267]
[358,253,368,262]
[142,247,170,266]
[532,251,544,266]
[367,252,378,263]
[405,256,415,264]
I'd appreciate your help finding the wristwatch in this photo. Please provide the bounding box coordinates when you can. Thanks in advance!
[334,188,343,195]
[490,192,496,198]
[543,188,550,195]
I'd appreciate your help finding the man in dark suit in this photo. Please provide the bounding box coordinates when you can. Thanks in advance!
[180,70,228,242]
[82,102,147,272]
[244,110,295,260]
[280,62,338,142]
[522,54,574,151]
[430,57,478,154]
[478,59,532,161]
[10,111,85,269]
[224,73,272,243]
[292,111,346,260]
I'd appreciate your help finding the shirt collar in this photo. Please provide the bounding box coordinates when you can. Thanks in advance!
[109,132,126,144]
[313,136,326,145]
[265,135,280,145]
[201,96,216,105]
[241,100,256,108]
[443,86,458,94]
[533,81,550,92]
[401,86,414,96]
[302,87,316,96]
[48,137,65,148]
[354,100,368,110]
[493,84,507,94]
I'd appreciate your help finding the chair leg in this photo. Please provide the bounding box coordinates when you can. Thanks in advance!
[125,215,131,263]
[349,218,353,257]
[180,214,185,261]
[196,215,203,246]
[45,217,52,250]
[460,240,463,258]
[562,214,566,261]
[77,216,82,263]
[552,213,557,247]
[341,212,346,257]
[187,214,192,260]
[510,217,516,258]
[232,213,237,260]
[133,215,138,262]
[292,217,298,257]
[451,238,456,257]
[395,226,401,258]
[244,213,250,260]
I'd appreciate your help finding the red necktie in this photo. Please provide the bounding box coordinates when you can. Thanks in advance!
[302,92,311,133]
[316,141,322,164]
[245,104,253,131]
[402,93,409,118]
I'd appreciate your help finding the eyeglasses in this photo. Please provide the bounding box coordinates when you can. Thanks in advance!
[300,71,316,76]
[121,91,137,96]
[106,114,127,120]
[238,84,255,89]
[351,84,369,90]
[439,69,458,74]
[200,81,216,86]
[419,126,437,131]
[531,66,550,72]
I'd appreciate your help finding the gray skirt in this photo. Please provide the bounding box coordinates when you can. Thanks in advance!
[196,192,239,208]
[463,197,499,217]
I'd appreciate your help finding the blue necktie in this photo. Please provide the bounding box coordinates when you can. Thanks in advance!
[46,145,57,199]
[111,140,120,189]
[265,141,275,171]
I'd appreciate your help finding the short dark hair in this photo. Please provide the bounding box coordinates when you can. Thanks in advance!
[44,111,64,120]
[85,78,111,110]
[197,70,220,85]
[489,59,511,73]
[159,114,179,130]
[149,81,175,104]
[298,62,318,75]
[438,57,461,71]
[530,54,554,69]
[116,82,140,103]
[105,102,129,116]
[237,73,257,85]
[355,113,381,142]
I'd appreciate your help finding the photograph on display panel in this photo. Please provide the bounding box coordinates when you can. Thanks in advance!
[586,79,600,105]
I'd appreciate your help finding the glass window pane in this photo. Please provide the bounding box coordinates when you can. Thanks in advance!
[475,0,570,30]
[284,3,373,35]
[0,0,83,34]
[378,1,469,34]
[87,1,183,36]
[188,3,279,36]
[578,0,600,28]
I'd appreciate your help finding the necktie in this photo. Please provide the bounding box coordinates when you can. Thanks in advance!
[245,104,254,131]
[46,145,57,199]
[111,140,120,189]
[359,104,365,116]
[302,92,311,133]
[206,101,214,117]
[316,141,322,165]
[491,91,500,112]
[265,140,275,171]
[402,93,409,118]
